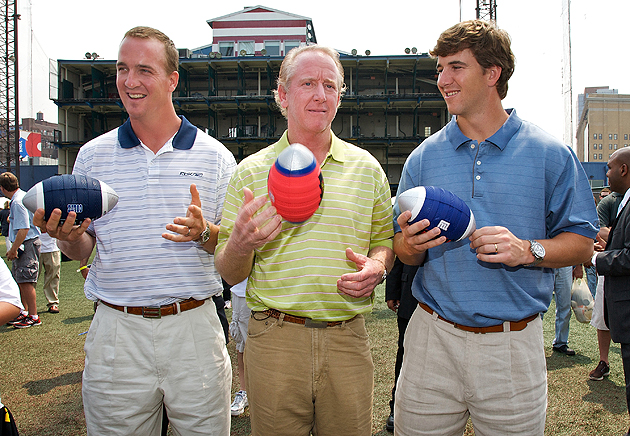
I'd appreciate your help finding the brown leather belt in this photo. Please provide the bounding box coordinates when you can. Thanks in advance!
[259,308,356,328]
[418,302,538,334]
[99,297,207,319]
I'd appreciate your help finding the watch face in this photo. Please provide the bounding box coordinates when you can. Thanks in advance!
[532,241,545,258]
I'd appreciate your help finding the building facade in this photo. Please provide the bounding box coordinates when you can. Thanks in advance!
[52,6,448,188]
[576,87,630,169]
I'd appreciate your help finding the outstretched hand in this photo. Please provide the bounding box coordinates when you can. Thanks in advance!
[163,184,206,242]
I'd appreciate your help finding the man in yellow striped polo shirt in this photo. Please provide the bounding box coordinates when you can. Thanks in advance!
[216,45,395,436]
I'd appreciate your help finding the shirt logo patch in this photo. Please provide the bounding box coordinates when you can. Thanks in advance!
[179,171,204,177]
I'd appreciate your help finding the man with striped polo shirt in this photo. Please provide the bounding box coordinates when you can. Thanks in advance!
[216,45,395,436]
[34,27,235,435]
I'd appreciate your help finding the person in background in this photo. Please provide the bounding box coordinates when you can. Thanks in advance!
[592,148,630,436]
[33,26,235,435]
[0,258,23,434]
[589,188,622,381]
[0,172,42,329]
[228,278,250,417]
[392,20,598,435]
[384,258,418,432]
[39,232,61,313]
[1,201,10,253]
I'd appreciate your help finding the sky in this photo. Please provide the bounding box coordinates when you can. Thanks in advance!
[16,0,630,149]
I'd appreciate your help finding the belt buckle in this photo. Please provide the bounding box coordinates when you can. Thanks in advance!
[142,307,162,319]
[304,318,327,329]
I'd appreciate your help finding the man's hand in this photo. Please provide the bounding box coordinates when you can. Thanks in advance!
[163,184,206,243]
[387,299,400,313]
[337,248,386,298]
[226,188,283,256]
[394,211,446,265]
[33,208,91,242]
[469,226,528,267]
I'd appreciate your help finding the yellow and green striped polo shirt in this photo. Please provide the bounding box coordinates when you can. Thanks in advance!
[217,131,394,321]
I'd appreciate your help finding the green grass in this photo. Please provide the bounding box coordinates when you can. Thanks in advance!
[1,243,629,435]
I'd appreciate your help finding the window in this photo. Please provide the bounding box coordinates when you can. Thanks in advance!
[599,153,603,160]
[609,134,613,139]
[610,144,613,150]
[593,143,597,150]
[599,134,603,140]
[264,41,280,56]
[594,133,598,139]
[615,134,618,140]
[625,134,628,140]
[599,144,603,149]
[425,126,431,136]
[219,42,234,57]
[615,144,618,150]
[594,153,598,160]
[238,41,255,55]
[284,41,300,55]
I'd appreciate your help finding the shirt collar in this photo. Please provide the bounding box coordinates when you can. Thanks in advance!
[118,115,197,150]
[446,108,522,151]
[274,130,346,163]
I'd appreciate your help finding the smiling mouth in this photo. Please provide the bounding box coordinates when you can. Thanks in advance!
[127,93,146,99]
[444,91,459,97]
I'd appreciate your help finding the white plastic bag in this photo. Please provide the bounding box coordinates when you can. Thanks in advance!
[571,277,594,323]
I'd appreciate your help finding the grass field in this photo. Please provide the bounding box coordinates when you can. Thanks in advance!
[0,246,629,435]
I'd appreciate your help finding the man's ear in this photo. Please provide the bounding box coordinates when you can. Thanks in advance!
[621,163,628,177]
[486,65,502,88]
[168,71,179,93]
[277,84,289,109]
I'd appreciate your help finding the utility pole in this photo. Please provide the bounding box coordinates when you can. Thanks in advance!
[0,0,19,180]
[561,0,574,151]
[476,0,497,23]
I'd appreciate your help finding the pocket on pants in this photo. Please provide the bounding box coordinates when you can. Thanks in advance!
[247,312,279,338]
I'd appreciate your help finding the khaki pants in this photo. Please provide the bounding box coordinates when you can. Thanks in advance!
[245,313,374,436]
[395,306,547,436]
[83,300,231,436]
[40,251,61,307]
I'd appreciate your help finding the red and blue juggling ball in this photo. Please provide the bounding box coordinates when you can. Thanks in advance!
[267,143,324,223]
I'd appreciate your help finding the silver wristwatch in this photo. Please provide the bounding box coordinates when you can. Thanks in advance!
[195,221,212,245]
[525,240,545,267]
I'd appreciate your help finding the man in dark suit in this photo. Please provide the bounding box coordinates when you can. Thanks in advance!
[384,258,418,432]
[595,147,630,436]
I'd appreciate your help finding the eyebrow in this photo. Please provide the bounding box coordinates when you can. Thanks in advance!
[437,60,468,70]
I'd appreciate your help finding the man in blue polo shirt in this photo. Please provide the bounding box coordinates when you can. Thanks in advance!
[34,27,235,435]
[392,20,598,435]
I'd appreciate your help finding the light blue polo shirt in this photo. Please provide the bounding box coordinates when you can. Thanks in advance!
[394,109,599,327]
[8,189,40,242]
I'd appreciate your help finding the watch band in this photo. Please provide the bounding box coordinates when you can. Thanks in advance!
[525,239,545,267]
[195,221,212,245]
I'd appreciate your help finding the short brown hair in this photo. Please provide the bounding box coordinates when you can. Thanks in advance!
[274,45,346,118]
[123,26,179,75]
[0,172,19,192]
[431,20,515,100]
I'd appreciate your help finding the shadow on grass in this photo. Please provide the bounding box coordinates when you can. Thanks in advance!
[23,370,82,396]
[62,315,93,325]
[546,351,593,371]
[583,378,628,415]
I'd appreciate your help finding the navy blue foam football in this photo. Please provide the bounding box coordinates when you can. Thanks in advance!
[398,186,476,242]
[22,174,118,224]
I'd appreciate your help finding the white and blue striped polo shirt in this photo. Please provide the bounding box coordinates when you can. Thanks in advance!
[74,116,236,306]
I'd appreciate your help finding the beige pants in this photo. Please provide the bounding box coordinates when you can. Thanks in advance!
[395,306,547,436]
[39,251,61,307]
[83,300,231,436]
[245,313,374,436]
